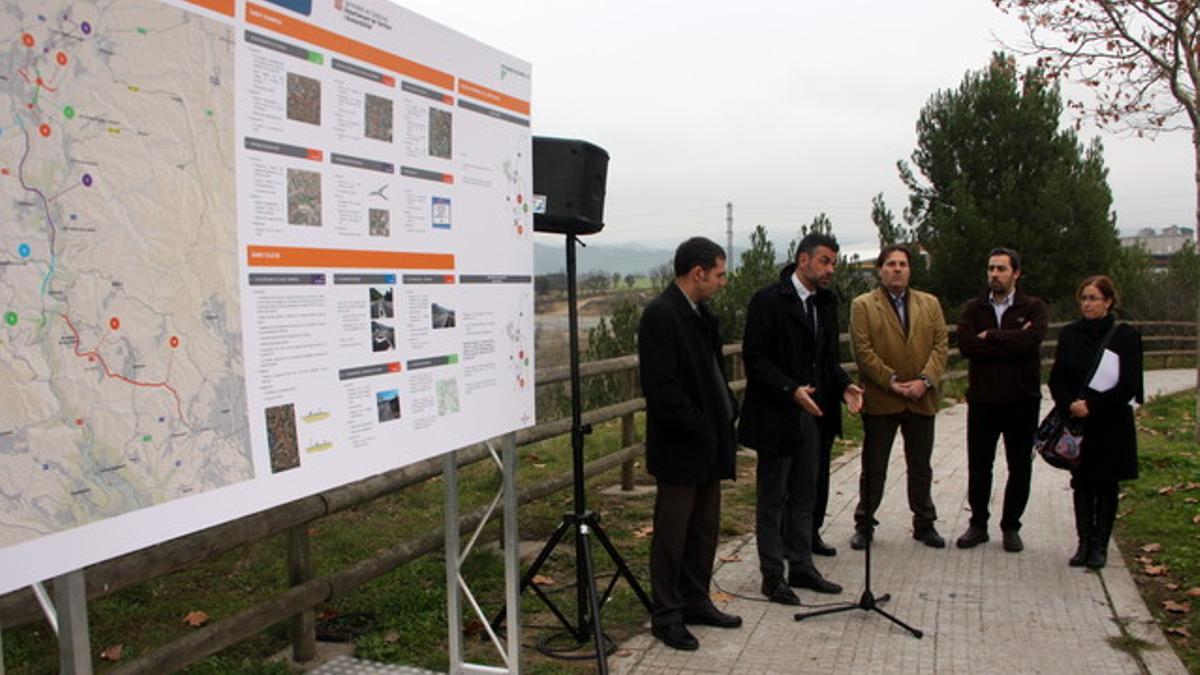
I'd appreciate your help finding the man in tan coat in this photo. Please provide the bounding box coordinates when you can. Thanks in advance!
[848,245,948,550]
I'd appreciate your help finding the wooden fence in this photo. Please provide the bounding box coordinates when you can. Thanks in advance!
[0,321,1195,672]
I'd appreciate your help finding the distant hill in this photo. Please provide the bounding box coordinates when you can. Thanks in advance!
[534,241,672,276]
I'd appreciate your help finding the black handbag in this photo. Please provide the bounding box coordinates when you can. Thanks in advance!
[1035,321,1120,470]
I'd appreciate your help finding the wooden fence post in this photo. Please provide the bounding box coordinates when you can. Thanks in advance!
[287,527,317,663]
[620,368,636,491]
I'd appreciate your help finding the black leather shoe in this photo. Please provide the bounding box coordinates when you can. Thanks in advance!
[955,525,989,549]
[1086,544,1108,570]
[913,527,946,548]
[761,579,801,606]
[1002,530,1024,553]
[1069,539,1090,567]
[682,606,742,629]
[812,534,837,556]
[849,530,872,550]
[651,622,699,651]
[788,570,843,595]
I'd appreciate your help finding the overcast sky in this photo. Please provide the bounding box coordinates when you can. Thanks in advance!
[399,0,1194,256]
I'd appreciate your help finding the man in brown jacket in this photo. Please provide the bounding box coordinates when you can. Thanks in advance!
[849,245,948,550]
[954,247,1047,553]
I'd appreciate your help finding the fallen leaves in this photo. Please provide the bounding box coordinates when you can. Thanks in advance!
[531,574,556,587]
[99,644,124,661]
[182,610,209,627]
[1166,626,1192,639]
[384,630,400,644]
[1143,564,1169,576]
[1140,542,1163,553]
[632,525,654,539]
[710,590,734,604]
[1187,587,1200,598]
[719,554,742,563]
[1161,600,1191,614]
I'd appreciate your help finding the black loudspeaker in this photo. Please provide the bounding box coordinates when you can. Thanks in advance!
[532,137,608,235]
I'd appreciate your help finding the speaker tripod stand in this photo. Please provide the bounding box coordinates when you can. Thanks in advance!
[490,233,652,674]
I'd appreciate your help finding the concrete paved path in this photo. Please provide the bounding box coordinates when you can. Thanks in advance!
[614,369,1196,674]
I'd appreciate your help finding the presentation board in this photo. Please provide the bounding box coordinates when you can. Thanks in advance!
[0,0,533,595]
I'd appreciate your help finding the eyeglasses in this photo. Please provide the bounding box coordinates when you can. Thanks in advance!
[1079,294,1106,302]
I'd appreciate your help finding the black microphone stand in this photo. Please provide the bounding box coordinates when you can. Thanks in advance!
[793,424,923,638]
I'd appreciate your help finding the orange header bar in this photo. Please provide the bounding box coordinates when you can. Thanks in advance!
[246,3,454,91]
[247,245,455,270]
[184,0,234,17]
[458,79,530,116]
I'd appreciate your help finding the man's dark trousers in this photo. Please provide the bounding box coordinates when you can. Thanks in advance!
[853,411,937,533]
[650,480,721,627]
[756,415,819,579]
[966,398,1040,532]
[812,425,836,536]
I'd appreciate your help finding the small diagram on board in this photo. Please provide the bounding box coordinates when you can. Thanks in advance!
[369,208,390,237]
[287,168,322,226]
[364,93,393,142]
[431,196,451,230]
[376,389,401,423]
[501,134,530,237]
[436,378,460,415]
[506,291,531,391]
[428,108,452,158]
[286,72,321,125]
[265,403,300,473]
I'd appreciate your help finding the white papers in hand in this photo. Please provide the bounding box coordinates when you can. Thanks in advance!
[1088,349,1120,392]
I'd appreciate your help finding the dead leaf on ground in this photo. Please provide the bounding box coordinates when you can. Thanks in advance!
[182,610,209,627]
[1166,626,1192,638]
[464,619,484,637]
[1144,564,1169,576]
[1185,498,1199,504]
[317,608,339,621]
[1135,555,1154,565]
[1166,583,1181,591]
[531,574,556,587]
[614,649,633,657]
[719,554,742,563]
[384,631,400,643]
[710,590,734,604]
[1158,485,1176,495]
[1186,587,1200,597]
[1162,600,1191,614]
[99,644,124,661]
[633,525,654,539]
[1193,514,1200,525]
[1140,543,1164,553]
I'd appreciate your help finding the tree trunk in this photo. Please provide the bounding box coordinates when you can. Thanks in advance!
[1194,128,1200,443]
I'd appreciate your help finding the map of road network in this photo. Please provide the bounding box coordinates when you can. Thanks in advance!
[0,0,253,549]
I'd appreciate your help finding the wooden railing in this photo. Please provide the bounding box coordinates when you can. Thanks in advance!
[1,320,1194,672]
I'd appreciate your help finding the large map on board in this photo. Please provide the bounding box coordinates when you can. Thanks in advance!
[0,0,534,595]
[0,1,251,550]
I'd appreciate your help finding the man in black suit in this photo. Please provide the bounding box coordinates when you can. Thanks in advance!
[739,233,862,604]
[639,237,741,651]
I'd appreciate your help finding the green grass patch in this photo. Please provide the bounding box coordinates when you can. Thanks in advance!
[1114,390,1200,673]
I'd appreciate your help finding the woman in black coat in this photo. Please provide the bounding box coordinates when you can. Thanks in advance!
[1048,275,1143,569]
